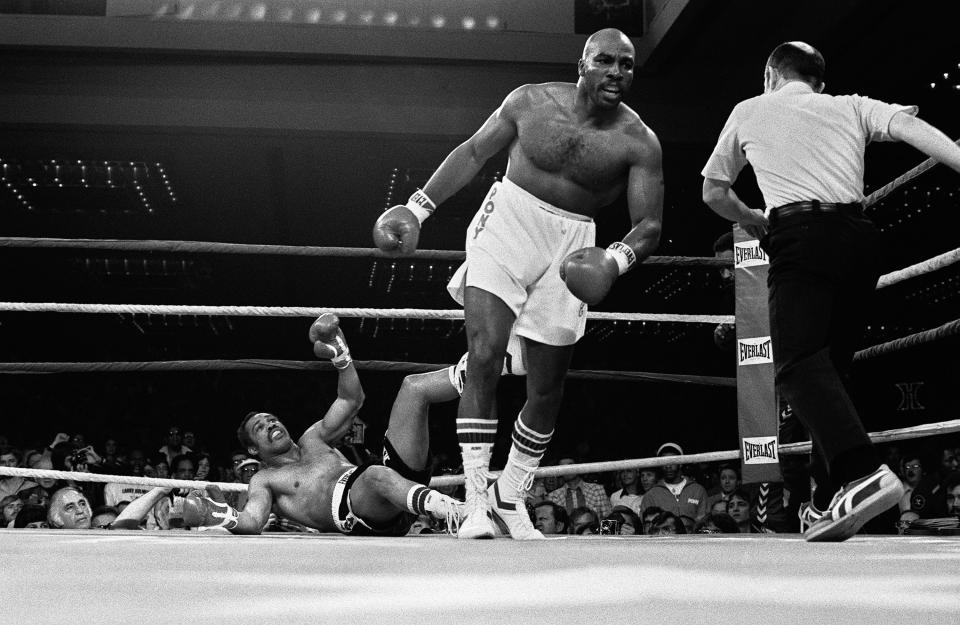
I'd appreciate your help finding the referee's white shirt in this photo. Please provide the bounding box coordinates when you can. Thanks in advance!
[702,80,917,215]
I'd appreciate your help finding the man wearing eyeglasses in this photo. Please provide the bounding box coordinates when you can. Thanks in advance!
[898,452,945,518]
[158,425,192,465]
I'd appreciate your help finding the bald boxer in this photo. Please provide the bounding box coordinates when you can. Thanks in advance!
[184,315,462,535]
[702,41,960,541]
[373,28,663,540]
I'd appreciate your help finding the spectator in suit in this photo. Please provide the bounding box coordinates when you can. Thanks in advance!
[547,455,611,519]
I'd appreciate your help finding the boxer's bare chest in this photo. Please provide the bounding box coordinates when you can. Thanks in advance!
[516,110,630,192]
[267,446,350,527]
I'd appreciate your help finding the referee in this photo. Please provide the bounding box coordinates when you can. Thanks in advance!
[700,41,960,541]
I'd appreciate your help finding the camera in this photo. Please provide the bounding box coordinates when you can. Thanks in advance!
[68,447,89,469]
[599,519,621,535]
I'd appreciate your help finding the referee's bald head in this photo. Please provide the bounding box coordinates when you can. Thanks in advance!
[767,41,825,89]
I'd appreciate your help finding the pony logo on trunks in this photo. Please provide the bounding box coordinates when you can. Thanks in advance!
[472,186,498,239]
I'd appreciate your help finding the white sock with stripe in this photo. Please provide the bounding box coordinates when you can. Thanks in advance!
[457,414,496,500]
[496,413,552,504]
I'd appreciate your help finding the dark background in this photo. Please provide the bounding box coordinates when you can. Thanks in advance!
[0,0,958,466]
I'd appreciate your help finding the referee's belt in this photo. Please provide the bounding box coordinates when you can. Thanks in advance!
[770,200,864,224]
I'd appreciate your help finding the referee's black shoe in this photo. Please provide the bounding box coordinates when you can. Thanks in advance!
[804,464,903,542]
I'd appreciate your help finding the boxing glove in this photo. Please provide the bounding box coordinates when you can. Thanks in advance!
[373,205,421,256]
[309,313,352,369]
[372,190,436,257]
[183,493,239,530]
[560,242,636,305]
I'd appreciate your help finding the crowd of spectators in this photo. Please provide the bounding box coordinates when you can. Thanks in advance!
[417,438,960,536]
[1,425,957,536]
[0,425,269,531]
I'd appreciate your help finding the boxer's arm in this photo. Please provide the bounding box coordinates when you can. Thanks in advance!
[889,113,960,174]
[702,178,768,226]
[233,475,273,534]
[420,86,524,207]
[306,314,365,444]
[620,127,665,266]
[305,363,365,445]
[112,486,172,527]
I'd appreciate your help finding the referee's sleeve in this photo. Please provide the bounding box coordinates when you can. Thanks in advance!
[855,95,919,143]
[702,105,749,183]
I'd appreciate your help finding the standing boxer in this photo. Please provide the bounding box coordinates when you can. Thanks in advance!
[373,28,664,539]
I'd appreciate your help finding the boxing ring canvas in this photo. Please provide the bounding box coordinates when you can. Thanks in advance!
[4,529,959,625]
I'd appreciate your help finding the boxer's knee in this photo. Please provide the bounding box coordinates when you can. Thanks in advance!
[359,464,394,494]
[465,342,505,385]
[525,383,564,415]
[398,373,432,407]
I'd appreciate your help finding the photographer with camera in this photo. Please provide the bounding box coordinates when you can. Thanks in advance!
[599,507,641,535]
[49,436,106,508]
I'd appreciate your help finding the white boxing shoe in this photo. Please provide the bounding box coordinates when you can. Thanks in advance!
[457,468,496,539]
[488,477,544,540]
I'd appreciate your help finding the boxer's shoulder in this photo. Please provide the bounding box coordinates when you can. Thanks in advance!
[506,82,575,111]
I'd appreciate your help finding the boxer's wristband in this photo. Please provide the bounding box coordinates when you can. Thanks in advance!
[332,350,353,370]
[330,336,353,370]
[218,503,240,530]
[607,242,637,275]
[405,189,436,225]
[206,499,239,530]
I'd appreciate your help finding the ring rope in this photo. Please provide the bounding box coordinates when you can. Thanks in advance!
[0,466,247,492]
[1,236,957,286]
[1,315,951,377]
[864,137,960,207]
[875,247,960,289]
[5,418,957,490]
[0,303,735,324]
[0,238,729,267]
[0,317,953,376]
[852,317,960,361]
[429,417,960,486]
[0,359,737,386]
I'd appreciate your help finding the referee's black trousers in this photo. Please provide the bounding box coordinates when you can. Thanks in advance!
[762,211,882,487]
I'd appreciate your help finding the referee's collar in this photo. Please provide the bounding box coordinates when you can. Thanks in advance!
[772,80,815,95]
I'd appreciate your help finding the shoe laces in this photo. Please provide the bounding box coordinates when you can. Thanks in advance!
[799,501,824,520]
[463,468,490,516]
[798,501,825,531]
[506,468,540,536]
[520,470,536,495]
[435,495,462,536]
